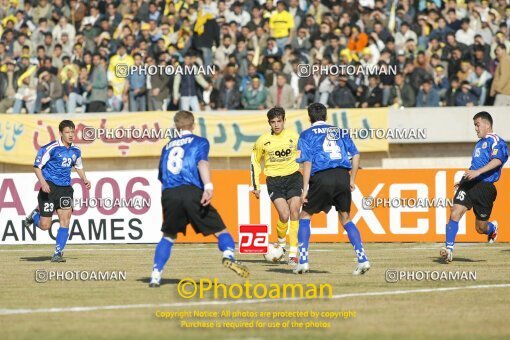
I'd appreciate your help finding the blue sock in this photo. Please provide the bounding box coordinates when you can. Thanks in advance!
[33,210,40,228]
[343,221,368,263]
[153,237,174,272]
[298,219,311,264]
[446,219,459,250]
[218,233,235,259]
[487,222,496,235]
[54,227,69,255]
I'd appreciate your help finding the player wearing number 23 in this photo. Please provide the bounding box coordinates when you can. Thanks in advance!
[23,120,91,263]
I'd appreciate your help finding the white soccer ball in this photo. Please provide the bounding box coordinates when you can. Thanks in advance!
[263,243,285,263]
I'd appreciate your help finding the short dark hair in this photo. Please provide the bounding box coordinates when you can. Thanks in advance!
[307,103,327,123]
[59,120,75,132]
[267,107,285,121]
[473,111,493,126]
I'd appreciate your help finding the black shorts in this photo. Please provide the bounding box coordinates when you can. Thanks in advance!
[266,171,303,202]
[161,185,226,236]
[303,168,351,215]
[37,181,74,217]
[453,180,497,221]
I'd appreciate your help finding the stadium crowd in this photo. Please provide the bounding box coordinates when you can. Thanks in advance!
[0,0,510,114]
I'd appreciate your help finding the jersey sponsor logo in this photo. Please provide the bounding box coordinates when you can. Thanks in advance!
[238,224,269,254]
[274,148,292,157]
[492,149,498,156]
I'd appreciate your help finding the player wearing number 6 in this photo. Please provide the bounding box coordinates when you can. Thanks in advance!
[440,111,508,263]
[250,107,302,265]
[149,110,249,287]
[22,120,91,263]
[294,103,370,275]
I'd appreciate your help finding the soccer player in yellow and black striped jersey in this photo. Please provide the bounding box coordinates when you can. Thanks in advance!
[250,107,302,265]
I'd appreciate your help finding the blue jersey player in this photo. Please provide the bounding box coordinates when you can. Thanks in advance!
[441,111,508,263]
[294,103,370,275]
[23,120,91,262]
[149,110,249,287]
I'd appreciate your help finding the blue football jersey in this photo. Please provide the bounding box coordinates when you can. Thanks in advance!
[33,139,82,186]
[296,121,358,176]
[158,131,209,190]
[470,133,508,183]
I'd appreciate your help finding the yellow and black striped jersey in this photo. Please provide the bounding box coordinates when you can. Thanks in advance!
[250,129,300,190]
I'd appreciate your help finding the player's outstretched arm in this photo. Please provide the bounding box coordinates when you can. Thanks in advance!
[464,158,503,180]
[75,168,91,190]
[350,154,360,192]
[198,160,213,206]
[34,167,51,193]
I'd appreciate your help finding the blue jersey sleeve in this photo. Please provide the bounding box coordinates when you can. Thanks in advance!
[490,139,509,164]
[296,134,311,163]
[197,138,210,162]
[33,147,46,168]
[34,143,55,169]
[344,134,359,157]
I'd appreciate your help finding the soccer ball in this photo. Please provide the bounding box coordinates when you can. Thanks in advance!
[263,243,286,263]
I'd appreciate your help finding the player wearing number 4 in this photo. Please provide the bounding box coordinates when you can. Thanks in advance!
[22,120,91,263]
[149,110,249,287]
[250,107,302,265]
[441,111,508,263]
[294,103,370,275]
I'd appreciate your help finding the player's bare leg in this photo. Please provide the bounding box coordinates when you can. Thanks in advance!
[216,230,249,278]
[441,204,468,263]
[294,210,311,274]
[339,212,370,275]
[287,196,301,265]
[150,233,176,287]
[51,208,72,263]
[474,219,499,243]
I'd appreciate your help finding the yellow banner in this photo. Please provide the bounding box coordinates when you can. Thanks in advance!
[0,109,388,165]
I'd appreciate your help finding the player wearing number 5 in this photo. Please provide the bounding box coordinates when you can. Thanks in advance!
[149,110,249,287]
[440,111,508,263]
[22,120,91,263]
[250,107,302,265]
[294,103,370,275]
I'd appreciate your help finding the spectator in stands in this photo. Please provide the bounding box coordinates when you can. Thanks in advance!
[148,57,171,111]
[267,73,295,109]
[126,53,147,112]
[241,75,267,110]
[360,75,383,108]
[0,59,17,113]
[455,81,480,106]
[269,1,294,50]
[468,63,492,106]
[388,72,416,108]
[490,44,510,106]
[107,85,122,112]
[13,68,37,114]
[173,53,210,112]
[416,79,440,107]
[328,76,356,108]
[217,75,241,110]
[87,53,108,113]
[432,64,450,100]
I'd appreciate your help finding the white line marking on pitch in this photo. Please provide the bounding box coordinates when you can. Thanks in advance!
[1,284,509,316]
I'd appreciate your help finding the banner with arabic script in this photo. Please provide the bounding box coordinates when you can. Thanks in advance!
[0,109,388,165]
